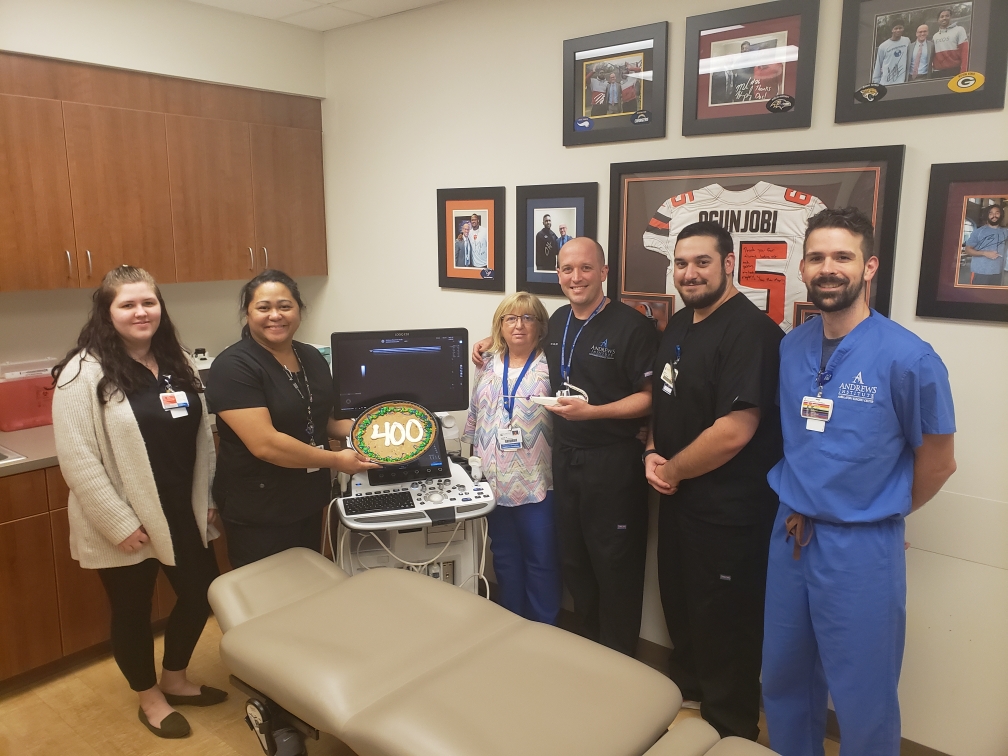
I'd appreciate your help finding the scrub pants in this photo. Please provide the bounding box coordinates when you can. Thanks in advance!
[553,441,648,656]
[224,510,324,568]
[486,492,563,624]
[762,504,906,756]
[658,500,775,740]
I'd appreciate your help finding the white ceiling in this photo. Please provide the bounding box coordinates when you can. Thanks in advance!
[187,0,447,31]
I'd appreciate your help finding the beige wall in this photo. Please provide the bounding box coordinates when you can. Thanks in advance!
[310,0,1008,753]
[0,0,326,366]
[0,0,325,96]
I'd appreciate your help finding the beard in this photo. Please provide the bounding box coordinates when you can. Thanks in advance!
[679,268,728,310]
[808,273,865,312]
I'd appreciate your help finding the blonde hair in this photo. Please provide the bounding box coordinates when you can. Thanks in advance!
[488,291,549,356]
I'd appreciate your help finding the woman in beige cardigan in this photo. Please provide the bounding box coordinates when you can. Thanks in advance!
[52,266,226,739]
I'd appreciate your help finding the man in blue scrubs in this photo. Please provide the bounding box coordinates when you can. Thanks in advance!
[762,208,957,756]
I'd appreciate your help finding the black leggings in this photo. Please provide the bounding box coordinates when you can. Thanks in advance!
[97,539,219,691]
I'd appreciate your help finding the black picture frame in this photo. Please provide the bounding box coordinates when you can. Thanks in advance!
[562,22,668,147]
[608,146,906,332]
[682,0,820,136]
[917,161,1008,323]
[516,182,599,297]
[437,186,505,292]
[835,0,1008,123]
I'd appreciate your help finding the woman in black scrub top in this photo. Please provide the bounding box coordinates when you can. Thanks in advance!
[206,270,378,568]
[51,266,225,740]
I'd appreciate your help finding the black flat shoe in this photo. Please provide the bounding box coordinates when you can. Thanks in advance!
[162,685,229,707]
[138,707,190,738]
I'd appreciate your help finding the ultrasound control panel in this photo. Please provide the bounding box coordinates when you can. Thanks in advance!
[336,459,495,532]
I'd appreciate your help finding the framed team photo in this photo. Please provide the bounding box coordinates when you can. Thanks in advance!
[437,186,505,292]
[835,0,1008,123]
[562,22,669,146]
[682,0,820,136]
[608,146,906,333]
[516,182,599,297]
[917,161,1008,323]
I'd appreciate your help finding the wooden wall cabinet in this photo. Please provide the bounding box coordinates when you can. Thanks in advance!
[0,52,326,292]
[169,115,258,283]
[0,94,79,292]
[0,472,63,681]
[251,124,328,277]
[63,102,177,285]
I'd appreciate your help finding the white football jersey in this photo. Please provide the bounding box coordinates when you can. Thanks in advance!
[642,181,828,332]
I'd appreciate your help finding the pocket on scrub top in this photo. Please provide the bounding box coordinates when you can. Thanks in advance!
[819,395,883,464]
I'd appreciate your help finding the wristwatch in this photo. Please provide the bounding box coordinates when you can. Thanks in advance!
[642,449,659,463]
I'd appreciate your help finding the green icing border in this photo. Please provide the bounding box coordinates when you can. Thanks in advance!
[353,405,436,464]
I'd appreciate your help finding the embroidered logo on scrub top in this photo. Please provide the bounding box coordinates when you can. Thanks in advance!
[836,372,878,403]
[589,339,616,360]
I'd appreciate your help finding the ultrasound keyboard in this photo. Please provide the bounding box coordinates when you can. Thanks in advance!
[342,491,416,516]
[336,460,495,531]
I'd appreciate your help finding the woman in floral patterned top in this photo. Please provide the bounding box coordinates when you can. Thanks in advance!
[463,292,561,623]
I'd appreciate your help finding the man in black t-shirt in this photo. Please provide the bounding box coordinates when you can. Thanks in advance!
[644,222,783,741]
[474,237,657,656]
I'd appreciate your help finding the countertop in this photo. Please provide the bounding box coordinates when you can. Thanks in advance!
[0,417,217,479]
[0,424,58,478]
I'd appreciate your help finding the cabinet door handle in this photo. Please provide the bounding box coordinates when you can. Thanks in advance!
[65,250,72,278]
[263,247,269,269]
[248,247,254,270]
[86,250,92,277]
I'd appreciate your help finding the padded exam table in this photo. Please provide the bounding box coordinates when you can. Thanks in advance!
[208,548,777,756]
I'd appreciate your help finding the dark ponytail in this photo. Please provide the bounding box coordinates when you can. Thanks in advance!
[238,269,307,339]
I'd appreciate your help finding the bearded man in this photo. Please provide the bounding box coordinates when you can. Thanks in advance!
[761,207,957,756]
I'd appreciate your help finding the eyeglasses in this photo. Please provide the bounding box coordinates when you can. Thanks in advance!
[501,314,537,326]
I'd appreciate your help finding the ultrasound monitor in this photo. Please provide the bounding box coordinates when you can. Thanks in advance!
[330,328,469,420]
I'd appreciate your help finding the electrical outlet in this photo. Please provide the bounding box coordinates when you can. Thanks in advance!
[441,560,455,586]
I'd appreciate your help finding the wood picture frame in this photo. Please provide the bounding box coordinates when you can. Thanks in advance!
[562,22,669,147]
[437,186,505,292]
[608,146,906,333]
[516,182,599,297]
[834,0,1008,123]
[917,160,1008,323]
[682,0,820,136]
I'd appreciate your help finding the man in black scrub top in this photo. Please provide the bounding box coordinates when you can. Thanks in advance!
[644,222,783,740]
[471,237,656,655]
[545,237,658,656]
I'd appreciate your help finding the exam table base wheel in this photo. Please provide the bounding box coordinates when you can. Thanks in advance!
[245,698,307,756]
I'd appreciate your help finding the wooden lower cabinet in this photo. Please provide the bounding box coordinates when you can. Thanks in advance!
[49,508,112,655]
[0,513,63,681]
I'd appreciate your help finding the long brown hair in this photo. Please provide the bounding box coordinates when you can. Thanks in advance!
[52,266,202,402]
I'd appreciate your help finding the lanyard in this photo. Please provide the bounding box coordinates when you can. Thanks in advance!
[162,373,174,392]
[282,346,315,441]
[502,350,537,422]
[815,369,832,399]
[560,298,605,383]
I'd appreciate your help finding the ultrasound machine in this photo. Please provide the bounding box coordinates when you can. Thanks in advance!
[328,328,493,590]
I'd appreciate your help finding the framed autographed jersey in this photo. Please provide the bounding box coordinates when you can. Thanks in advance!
[609,147,905,331]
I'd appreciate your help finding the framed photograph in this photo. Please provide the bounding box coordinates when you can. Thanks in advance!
[562,22,669,146]
[622,295,674,333]
[917,161,1008,323]
[437,186,505,292]
[835,0,1008,123]
[516,182,599,297]
[608,146,906,333]
[683,0,820,136]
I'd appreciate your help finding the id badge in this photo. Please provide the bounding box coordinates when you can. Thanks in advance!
[160,391,189,418]
[497,426,523,451]
[660,362,676,395]
[307,442,327,474]
[800,396,833,432]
